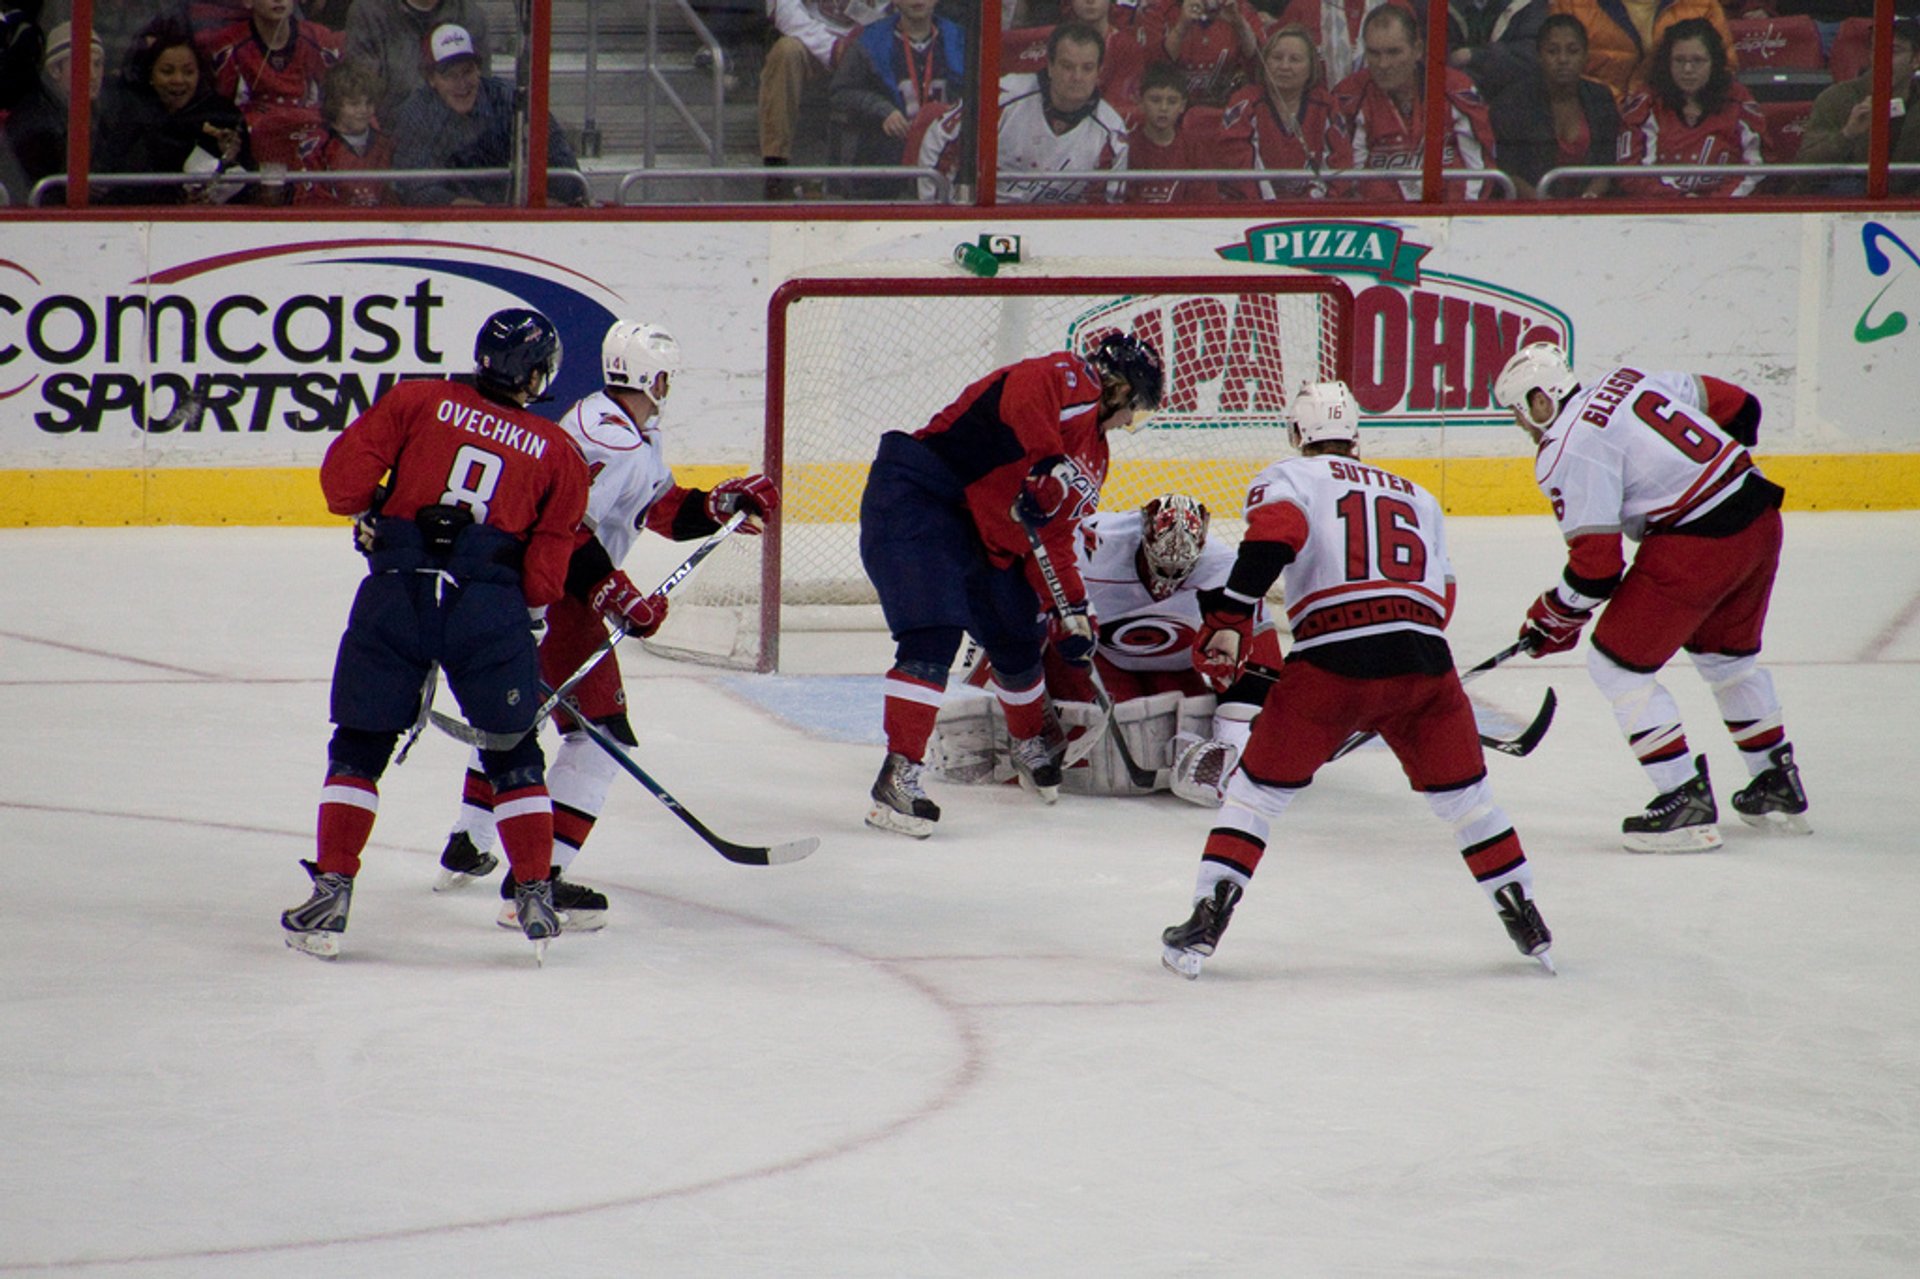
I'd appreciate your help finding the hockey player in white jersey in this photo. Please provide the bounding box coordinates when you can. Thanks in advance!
[1160,382,1552,979]
[433,319,780,926]
[1493,342,1809,853]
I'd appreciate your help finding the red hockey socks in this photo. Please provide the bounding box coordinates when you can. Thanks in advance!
[883,666,946,763]
[994,669,1050,741]
[315,775,379,878]
[492,783,555,883]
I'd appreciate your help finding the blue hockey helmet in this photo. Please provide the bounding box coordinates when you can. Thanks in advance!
[473,307,563,402]
[1085,333,1165,412]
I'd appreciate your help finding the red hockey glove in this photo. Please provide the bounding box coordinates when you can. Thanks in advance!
[590,570,670,638]
[1013,456,1075,529]
[1519,589,1592,657]
[1193,587,1255,693]
[705,474,780,534]
[1048,602,1098,667]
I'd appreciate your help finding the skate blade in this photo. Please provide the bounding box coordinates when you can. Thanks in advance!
[433,865,495,893]
[1013,772,1061,805]
[865,802,935,839]
[532,938,548,967]
[1736,810,1812,836]
[1161,945,1205,980]
[284,930,340,960]
[1532,949,1557,975]
[500,902,606,932]
[1623,824,1723,854]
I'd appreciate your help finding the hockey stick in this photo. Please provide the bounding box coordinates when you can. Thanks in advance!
[1321,639,1546,762]
[393,663,440,766]
[429,511,750,751]
[1022,524,1159,790]
[551,688,819,866]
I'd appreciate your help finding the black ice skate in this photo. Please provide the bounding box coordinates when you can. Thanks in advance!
[1160,879,1243,980]
[866,751,940,838]
[1009,734,1063,805]
[282,859,353,960]
[1622,755,1723,853]
[1494,882,1555,974]
[433,830,499,892]
[1730,745,1812,836]
[512,876,562,965]
[497,867,608,932]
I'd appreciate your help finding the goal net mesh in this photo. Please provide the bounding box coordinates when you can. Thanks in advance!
[645,269,1352,671]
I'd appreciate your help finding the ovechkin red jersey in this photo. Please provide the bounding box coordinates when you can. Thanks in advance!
[321,379,591,608]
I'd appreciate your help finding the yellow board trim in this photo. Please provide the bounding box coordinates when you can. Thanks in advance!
[4,454,1916,526]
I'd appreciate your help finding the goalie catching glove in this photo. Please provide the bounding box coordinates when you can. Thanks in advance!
[704,474,780,534]
[1519,588,1592,657]
[590,570,670,637]
[1192,587,1255,693]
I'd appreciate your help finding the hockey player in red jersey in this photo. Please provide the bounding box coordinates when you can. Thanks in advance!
[1493,342,1810,853]
[281,308,589,962]
[859,334,1164,836]
[1160,382,1552,979]
[432,318,780,928]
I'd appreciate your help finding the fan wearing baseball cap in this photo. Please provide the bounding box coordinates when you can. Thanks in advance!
[343,0,494,124]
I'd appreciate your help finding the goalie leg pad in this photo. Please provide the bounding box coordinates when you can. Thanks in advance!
[1063,690,1185,796]
[924,686,1011,785]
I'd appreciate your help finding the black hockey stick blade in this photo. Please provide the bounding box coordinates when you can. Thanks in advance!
[1325,641,1540,763]
[1482,688,1556,757]
[555,688,818,866]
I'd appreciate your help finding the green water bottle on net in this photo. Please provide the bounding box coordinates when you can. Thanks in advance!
[953,242,999,278]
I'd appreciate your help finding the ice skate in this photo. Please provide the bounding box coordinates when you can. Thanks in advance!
[1009,734,1062,804]
[1494,882,1555,974]
[281,859,353,960]
[433,830,499,892]
[1160,880,1243,980]
[1622,755,1723,853]
[1730,745,1811,836]
[512,876,561,964]
[497,868,607,932]
[866,751,940,838]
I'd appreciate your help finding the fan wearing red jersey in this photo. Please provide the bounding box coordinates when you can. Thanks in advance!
[200,0,344,176]
[1494,342,1809,853]
[1161,382,1553,979]
[1334,4,1497,200]
[432,319,780,930]
[1616,19,1766,199]
[1126,62,1227,202]
[859,335,1165,836]
[1219,22,1355,199]
[280,308,588,963]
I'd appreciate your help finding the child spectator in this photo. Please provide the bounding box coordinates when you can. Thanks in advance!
[1126,60,1224,200]
[296,55,392,204]
[200,0,343,177]
[828,0,966,198]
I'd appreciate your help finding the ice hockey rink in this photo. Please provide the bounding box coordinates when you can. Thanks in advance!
[2,510,1916,1278]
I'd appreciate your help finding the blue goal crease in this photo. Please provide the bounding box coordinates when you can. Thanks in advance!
[714,674,888,746]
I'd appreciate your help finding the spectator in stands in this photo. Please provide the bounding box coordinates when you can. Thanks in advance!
[1,2,47,113]
[1,19,102,204]
[1794,15,1920,193]
[1618,16,1766,195]
[1272,0,1415,85]
[1336,3,1498,197]
[1447,0,1547,103]
[1550,0,1736,102]
[1067,0,1151,112]
[344,0,489,125]
[1490,11,1619,196]
[296,55,392,203]
[388,22,582,206]
[94,14,255,203]
[201,0,343,182]
[1219,21,1354,197]
[760,0,887,198]
[828,0,966,198]
[1126,59,1224,200]
[997,20,1131,201]
[1149,0,1266,106]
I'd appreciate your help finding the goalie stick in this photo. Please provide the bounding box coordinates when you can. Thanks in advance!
[551,687,819,866]
[1022,524,1159,790]
[429,511,749,751]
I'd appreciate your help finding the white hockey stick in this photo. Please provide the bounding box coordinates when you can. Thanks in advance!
[429,511,749,751]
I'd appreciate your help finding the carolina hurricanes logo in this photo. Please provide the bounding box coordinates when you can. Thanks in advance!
[1102,616,1200,659]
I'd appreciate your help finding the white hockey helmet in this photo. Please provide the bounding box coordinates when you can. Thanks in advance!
[1288,381,1361,449]
[1493,341,1578,431]
[1139,493,1210,600]
[602,319,681,400]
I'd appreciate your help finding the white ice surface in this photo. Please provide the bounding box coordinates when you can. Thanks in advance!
[1,514,1917,1278]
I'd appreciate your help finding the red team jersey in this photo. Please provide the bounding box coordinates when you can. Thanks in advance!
[1218,83,1354,198]
[1126,107,1226,202]
[1334,64,1495,200]
[912,352,1113,578]
[202,18,344,170]
[1616,86,1767,198]
[321,380,591,607]
[1142,0,1267,105]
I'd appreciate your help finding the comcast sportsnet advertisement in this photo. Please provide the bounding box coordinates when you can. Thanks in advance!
[0,237,625,466]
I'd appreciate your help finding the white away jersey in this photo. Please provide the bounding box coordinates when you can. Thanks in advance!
[1535,367,1758,544]
[996,73,1130,204]
[556,390,676,566]
[1245,454,1453,657]
[1075,509,1267,672]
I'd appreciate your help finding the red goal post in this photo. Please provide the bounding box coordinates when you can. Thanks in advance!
[644,267,1354,673]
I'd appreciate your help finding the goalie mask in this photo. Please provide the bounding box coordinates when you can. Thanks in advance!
[602,319,681,403]
[1493,341,1578,432]
[1288,381,1361,450]
[1139,493,1209,600]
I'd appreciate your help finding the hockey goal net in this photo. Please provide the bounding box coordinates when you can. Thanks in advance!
[645,267,1353,672]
